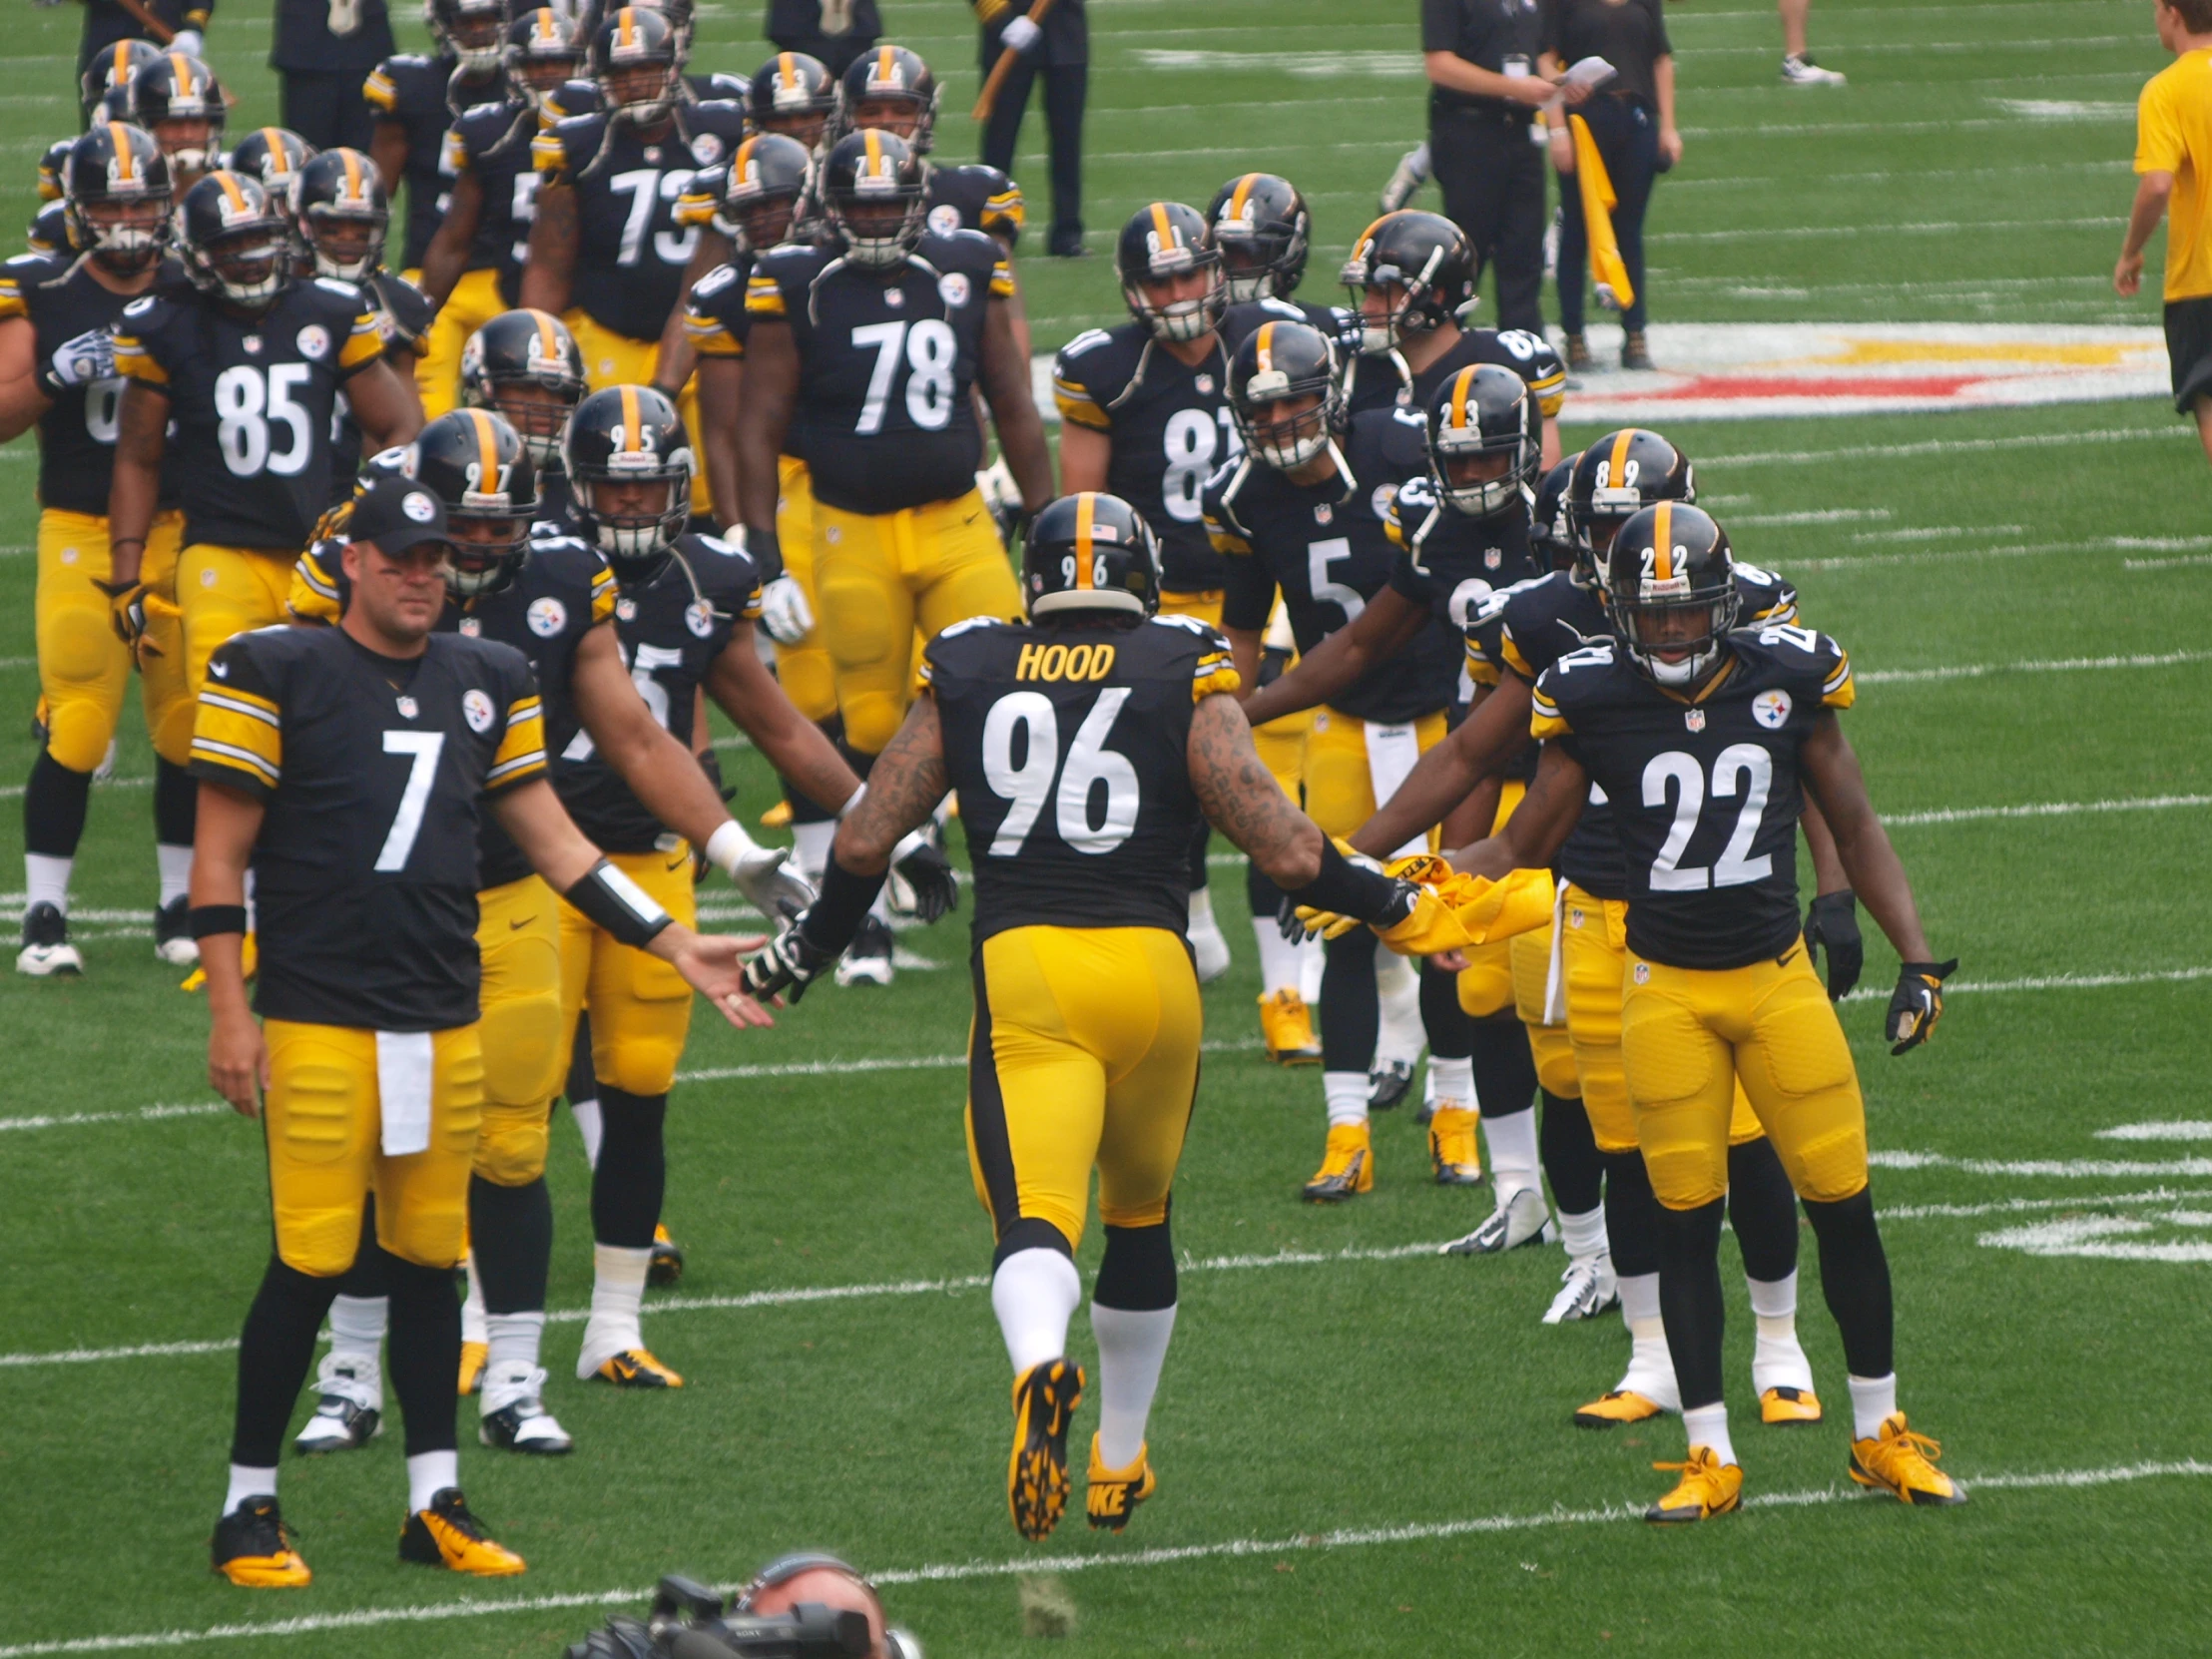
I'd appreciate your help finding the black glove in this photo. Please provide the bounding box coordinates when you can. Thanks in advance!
[740,915,840,1005]
[891,830,961,924]
[1277,889,1312,943]
[96,578,152,650]
[1803,889,1863,1001]
[1885,958,1957,1056]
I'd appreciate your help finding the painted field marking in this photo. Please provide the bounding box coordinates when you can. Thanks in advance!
[1788,536,2211,573]
[1849,524,2024,542]
[1728,507,1892,527]
[1880,794,2210,828]
[1872,1151,2212,1179]
[1978,1211,2212,1263]
[2096,1123,2212,1142]
[1855,649,2212,684]
[2123,553,2212,571]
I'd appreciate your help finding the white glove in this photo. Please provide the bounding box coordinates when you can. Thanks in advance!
[757,573,815,645]
[45,327,115,392]
[706,823,817,917]
[169,28,205,56]
[974,457,1020,516]
[1000,14,1041,54]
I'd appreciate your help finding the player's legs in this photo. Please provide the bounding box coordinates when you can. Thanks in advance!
[812,499,921,759]
[1301,708,1385,1198]
[1367,711,1448,1114]
[1513,926,1611,1321]
[179,545,294,703]
[138,515,199,959]
[1156,592,1232,980]
[1247,702,1320,1061]
[415,268,504,417]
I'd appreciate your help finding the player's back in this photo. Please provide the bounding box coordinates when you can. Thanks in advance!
[924,613,1239,943]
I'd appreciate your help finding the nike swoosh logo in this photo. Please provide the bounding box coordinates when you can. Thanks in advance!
[508,916,534,929]
[1778,946,1801,967]
[209,661,228,678]
[667,855,688,871]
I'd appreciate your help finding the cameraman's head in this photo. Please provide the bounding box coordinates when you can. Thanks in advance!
[741,1555,890,1659]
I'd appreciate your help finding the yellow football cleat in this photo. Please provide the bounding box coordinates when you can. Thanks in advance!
[648,1223,685,1287]
[399,1487,526,1575]
[458,1341,488,1397]
[1303,1121,1374,1202]
[1645,1446,1743,1524]
[1426,1103,1483,1185]
[591,1349,685,1388]
[1761,1385,1822,1426]
[1008,1358,1085,1541]
[1850,1413,1966,1505]
[1574,1389,1666,1428]
[211,1496,311,1587]
[1085,1433,1156,1532]
[1258,988,1323,1065]
[760,798,795,829]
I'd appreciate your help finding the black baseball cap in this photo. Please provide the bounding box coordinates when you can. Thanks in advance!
[346,474,454,556]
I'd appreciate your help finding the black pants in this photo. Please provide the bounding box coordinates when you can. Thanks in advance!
[1429,111,1547,333]
[979,52,1086,250]
[282,71,377,153]
[1555,95,1658,334]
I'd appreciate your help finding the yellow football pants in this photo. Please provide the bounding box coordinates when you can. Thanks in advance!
[178,544,295,707]
[1457,778,1524,1019]
[262,1021,486,1275]
[966,924,1203,1254]
[414,267,505,419]
[1511,925,1580,1099]
[811,486,1021,754]
[1560,884,1762,1155]
[1303,704,1447,840]
[1620,942,1867,1210]
[564,308,711,515]
[1157,589,1224,629]
[35,508,190,771]
[472,873,567,1187]
[557,845,699,1097]
[773,455,838,723]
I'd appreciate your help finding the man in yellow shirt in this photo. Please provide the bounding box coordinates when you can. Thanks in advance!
[2118,0,2212,465]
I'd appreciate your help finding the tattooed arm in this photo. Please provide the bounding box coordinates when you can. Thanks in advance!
[830,695,950,874]
[1187,691,1326,887]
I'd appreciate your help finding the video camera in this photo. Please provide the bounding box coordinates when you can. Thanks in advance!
[565,1575,872,1659]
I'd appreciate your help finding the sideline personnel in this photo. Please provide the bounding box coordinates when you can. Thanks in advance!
[974,0,1087,258]
[2118,0,2212,468]
[1421,0,1554,333]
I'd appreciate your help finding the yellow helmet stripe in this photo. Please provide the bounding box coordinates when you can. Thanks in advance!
[779,51,796,89]
[1229,173,1256,219]
[1607,427,1634,487]
[1149,200,1174,249]
[468,407,501,486]
[170,53,194,93]
[531,307,559,361]
[1450,365,1475,431]
[864,128,882,171]
[618,7,636,49]
[1255,319,1274,373]
[217,170,248,213]
[341,147,362,200]
[1653,501,1673,582]
[108,123,135,184]
[1074,492,1095,588]
[619,383,641,452]
[876,43,893,81]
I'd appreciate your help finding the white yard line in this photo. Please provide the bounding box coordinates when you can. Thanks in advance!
[1872,1151,2212,1178]
[1855,649,2212,684]
[1879,794,2211,828]
[2095,1123,2212,1142]
[1662,425,2188,468]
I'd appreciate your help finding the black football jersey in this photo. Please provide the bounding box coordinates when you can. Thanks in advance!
[115,277,385,552]
[923,165,1024,248]
[534,102,750,341]
[1345,325,1567,421]
[1531,626,1855,970]
[748,230,1011,514]
[365,52,502,270]
[682,250,752,359]
[1053,321,1239,593]
[189,623,548,1028]
[555,533,762,852]
[1218,294,1350,351]
[444,98,538,292]
[923,613,1240,944]
[1208,407,1459,726]
[1384,474,1543,635]
[329,269,434,505]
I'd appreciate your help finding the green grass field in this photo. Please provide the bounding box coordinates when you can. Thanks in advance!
[5,0,2212,1652]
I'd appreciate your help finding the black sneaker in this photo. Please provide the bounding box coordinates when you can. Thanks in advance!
[835,913,895,986]
[155,894,200,967]
[16,902,82,977]
[1369,1059,1416,1112]
[212,1495,310,1586]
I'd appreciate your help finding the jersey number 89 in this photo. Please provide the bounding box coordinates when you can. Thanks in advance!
[980,687,1139,856]
[215,363,315,478]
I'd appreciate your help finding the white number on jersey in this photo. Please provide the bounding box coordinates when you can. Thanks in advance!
[214,362,314,478]
[979,686,1141,857]
[849,317,958,435]
[1306,536,1365,626]
[561,642,685,762]
[1159,405,1239,523]
[83,376,123,445]
[1641,743,1774,892]
[610,168,698,268]
[374,731,447,870]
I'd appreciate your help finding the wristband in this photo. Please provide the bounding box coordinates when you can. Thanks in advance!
[189,903,249,939]
[565,857,674,947]
[1285,836,1402,925]
[798,851,886,956]
[748,526,784,583]
[835,781,866,819]
[702,819,759,876]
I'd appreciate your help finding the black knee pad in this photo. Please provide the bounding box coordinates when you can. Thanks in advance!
[1726,1136,1803,1285]
[1318,928,1380,1071]
[992,1214,1076,1271]
[1094,1219,1177,1312]
[590,1085,668,1248]
[1419,959,1474,1059]
[1469,1014,1537,1117]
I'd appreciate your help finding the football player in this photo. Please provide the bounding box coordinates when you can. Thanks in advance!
[1340,211,1564,468]
[1210,172,1344,344]
[1202,321,1464,1201]
[1055,203,1243,983]
[416,8,588,418]
[0,125,195,972]
[1452,502,1963,1521]
[129,51,227,193]
[224,128,316,214]
[26,200,73,259]
[191,470,771,1586]
[742,490,1440,1539]
[365,0,507,280]
[747,49,839,154]
[735,128,1054,983]
[83,39,165,126]
[458,306,591,528]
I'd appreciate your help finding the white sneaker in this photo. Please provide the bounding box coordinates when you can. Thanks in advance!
[1189,908,1232,983]
[17,903,83,977]
[479,1363,574,1455]
[153,895,200,966]
[1543,1254,1620,1325]
[1442,1186,1556,1256]
[1781,54,1846,85]
[835,914,895,986]
[293,1355,382,1454]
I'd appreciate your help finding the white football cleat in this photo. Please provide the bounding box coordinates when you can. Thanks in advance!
[1543,1254,1620,1325]
[835,914,895,987]
[154,895,201,966]
[1781,53,1846,85]
[1188,905,1232,983]
[293,1355,383,1454]
[479,1363,574,1455]
[1442,1187,1556,1256]
[17,903,83,977]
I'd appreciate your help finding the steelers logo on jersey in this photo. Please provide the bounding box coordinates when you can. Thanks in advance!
[692,133,725,165]
[463,689,495,733]
[685,599,715,638]
[527,596,567,637]
[1753,688,1793,729]
[296,324,330,360]
[927,203,960,237]
[1370,482,1397,521]
[938,272,970,308]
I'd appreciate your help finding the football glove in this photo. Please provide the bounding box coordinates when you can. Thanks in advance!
[999,13,1042,53]
[740,914,839,1005]
[1885,958,1957,1055]
[1374,865,1556,957]
[888,826,960,923]
[96,578,153,649]
[756,574,814,645]
[706,830,816,919]
[1278,839,1393,941]
[1803,889,1863,1001]
[43,326,116,393]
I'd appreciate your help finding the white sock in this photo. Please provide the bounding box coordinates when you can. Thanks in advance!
[1616,1272,1679,1408]
[327,1294,387,1367]
[1848,1372,1900,1439]
[867,885,894,923]
[1747,1270,1813,1393]
[1482,1106,1540,1200]
[1188,885,1216,930]
[1252,916,1303,996]
[157,841,194,907]
[406,1449,459,1514]
[460,1255,488,1349]
[577,1243,652,1377]
[24,852,72,915]
[223,1463,277,1517]
[1429,1054,1473,1106]
[486,1310,543,1373]
[1298,935,1324,1003]
[1559,1205,1608,1263]
[990,1247,1082,1376]
[1323,1071,1370,1129]
[791,819,835,883]
[1682,1402,1737,1467]
[1375,950,1421,1064]
[1092,1302,1176,1470]
[572,1095,603,1169]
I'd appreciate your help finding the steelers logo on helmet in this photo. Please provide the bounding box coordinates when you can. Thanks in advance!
[1227,318,1342,473]
[1115,202,1226,344]
[1604,501,1740,692]
[1206,172,1312,305]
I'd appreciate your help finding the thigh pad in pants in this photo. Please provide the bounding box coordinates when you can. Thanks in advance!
[473,874,565,1185]
[559,847,699,1096]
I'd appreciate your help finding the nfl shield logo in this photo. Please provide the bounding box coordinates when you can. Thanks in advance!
[1685,708,1706,733]
[396,696,418,719]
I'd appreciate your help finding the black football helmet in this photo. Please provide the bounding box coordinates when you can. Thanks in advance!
[833,45,939,154]
[1228,318,1341,472]
[291,148,389,281]
[1530,453,1578,571]
[1115,202,1225,344]
[426,0,508,76]
[1023,492,1161,620]
[820,129,925,269]
[63,123,172,277]
[28,199,75,257]
[83,39,164,119]
[1207,173,1311,305]
[1565,428,1695,586]
[38,138,72,204]
[225,128,316,219]
[460,307,589,465]
[507,7,585,116]
[404,407,540,595]
[1341,210,1473,354]
[592,6,682,126]
[1425,363,1537,519]
[749,51,836,150]
[1605,503,1739,690]
[715,132,812,250]
[563,383,693,578]
[131,53,227,181]
[175,171,291,307]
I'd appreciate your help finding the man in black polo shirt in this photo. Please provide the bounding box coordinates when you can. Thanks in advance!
[1420,0,1556,334]
[271,0,395,152]
[764,0,880,76]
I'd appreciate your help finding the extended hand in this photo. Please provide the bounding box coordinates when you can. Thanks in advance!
[723,840,816,919]
[671,931,777,1028]
[740,915,839,1005]
[1885,958,1957,1056]
[890,828,960,923]
[757,574,815,645]
[44,327,116,392]
[209,1008,270,1118]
